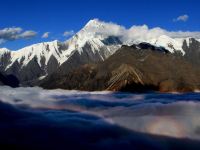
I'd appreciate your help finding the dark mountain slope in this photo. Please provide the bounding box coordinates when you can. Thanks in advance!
[0,73,19,87]
[41,45,200,92]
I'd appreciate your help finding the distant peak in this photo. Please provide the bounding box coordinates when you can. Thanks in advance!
[84,19,106,28]
[158,35,172,40]
[0,48,11,53]
[42,40,59,45]
[51,39,59,44]
[86,19,101,25]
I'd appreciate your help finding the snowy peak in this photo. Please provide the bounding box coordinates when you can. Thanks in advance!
[83,19,115,32]
[0,48,11,55]
[0,19,124,83]
[80,19,123,38]
[1,20,198,68]
[7,40,62,68]
[81,19,192,55]
[1,19,200,83]
[64,19,122,57]
[2,19,123,72]
[75,19,109,40]
[84,19,104,28]
[149,35,185,54]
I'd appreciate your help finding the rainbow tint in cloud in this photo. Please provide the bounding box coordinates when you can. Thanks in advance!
[1,86,200,140]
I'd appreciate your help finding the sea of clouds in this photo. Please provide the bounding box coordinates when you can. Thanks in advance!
[0,86,200,149]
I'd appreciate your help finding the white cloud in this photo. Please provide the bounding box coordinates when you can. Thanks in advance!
[83,19,126,38]
[0,27,37,44]
[174,14,189,22]
[125,25,200,41]
[63,30,74,37]
[19,30,37,39]
[125,25,166,42]
[84,19,200,43]
[42,32,50,38]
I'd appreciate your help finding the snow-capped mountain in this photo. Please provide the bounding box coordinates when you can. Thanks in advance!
[148,35,185,54]
[0,19,199,83]
[0,19,122,82]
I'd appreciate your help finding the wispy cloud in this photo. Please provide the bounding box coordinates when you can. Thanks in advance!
[42,32,50,38]
[173,14,189,22]
[0,39,6,44]
[19,30,37,39]
[63,30,74,37]
[0,27,37,44]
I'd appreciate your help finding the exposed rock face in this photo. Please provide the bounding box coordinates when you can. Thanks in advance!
[41,44,200,92]
[47,55,59,75]
[183,38,200,66]
[106,64,145,91]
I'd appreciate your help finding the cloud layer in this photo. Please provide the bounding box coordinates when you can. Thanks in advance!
[1,87,200,149]
[1,86,200,140]
[0,27,37,44]
[84,19,200,42]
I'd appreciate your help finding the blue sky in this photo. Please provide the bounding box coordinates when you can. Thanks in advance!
[0,0,199,50]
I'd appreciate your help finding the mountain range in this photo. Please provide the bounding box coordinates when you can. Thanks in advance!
[1,19,200,92]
